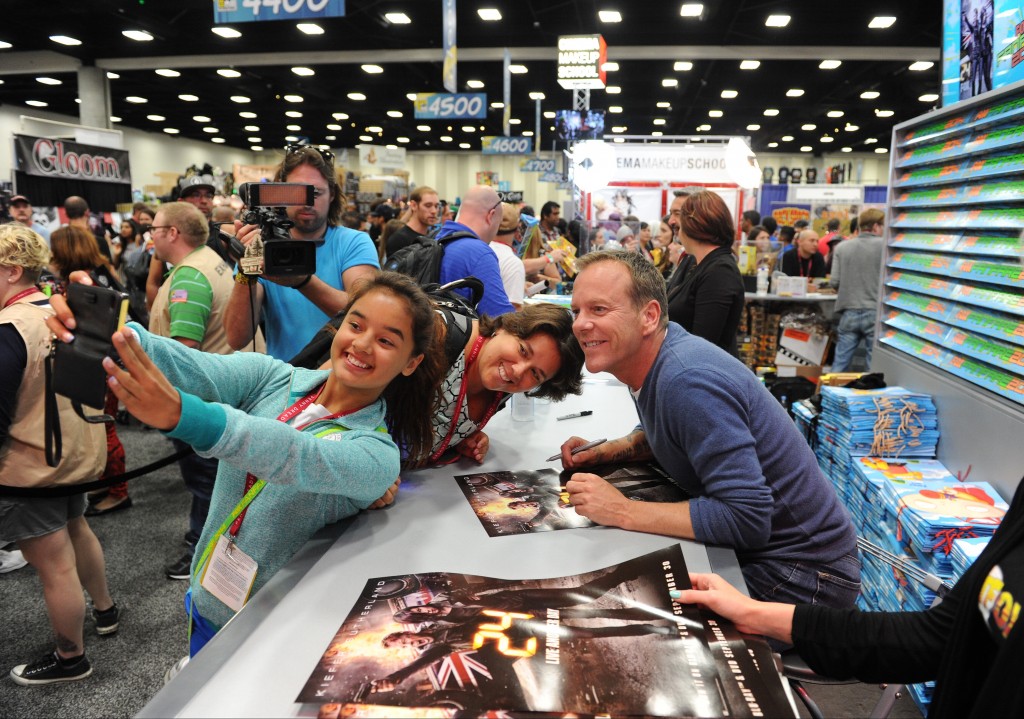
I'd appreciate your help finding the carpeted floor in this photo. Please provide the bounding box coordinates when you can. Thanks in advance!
[0,421,924,718]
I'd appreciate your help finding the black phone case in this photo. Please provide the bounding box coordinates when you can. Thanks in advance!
[53,284,128,410]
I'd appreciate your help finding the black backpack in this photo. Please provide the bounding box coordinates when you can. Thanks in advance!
[382,231,476,286]
[288,277,485,371]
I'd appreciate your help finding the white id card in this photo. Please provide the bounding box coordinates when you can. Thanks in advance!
[200,535,258,612]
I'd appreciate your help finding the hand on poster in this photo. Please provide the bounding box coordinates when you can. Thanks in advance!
[454,430,490,463]
[565,473,633,528]
[367,478,401,510]
[672,573,795,644]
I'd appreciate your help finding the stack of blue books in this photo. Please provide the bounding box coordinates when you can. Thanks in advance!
[950,536,990,584]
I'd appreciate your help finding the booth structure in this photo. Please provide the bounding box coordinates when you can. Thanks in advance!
[758,183,889,236]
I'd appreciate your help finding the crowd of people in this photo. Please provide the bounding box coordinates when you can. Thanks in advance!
[2,159,1015,719]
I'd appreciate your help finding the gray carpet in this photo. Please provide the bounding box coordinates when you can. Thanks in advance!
[0,421,924,718]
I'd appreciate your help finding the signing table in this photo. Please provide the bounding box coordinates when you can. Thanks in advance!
[139,373,755,718]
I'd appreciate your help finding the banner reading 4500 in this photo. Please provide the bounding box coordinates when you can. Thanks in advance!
[481,136,533,155]
[214,0,345,23]
[414,93,487,120]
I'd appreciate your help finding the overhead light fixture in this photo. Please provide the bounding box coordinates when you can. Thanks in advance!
[819,60,842,69]
[163,128,180,134]
[385,12,411,24]
[869,16,896,29]
[284,94,303,102]
[909,61,934,71]
[598,10,622,22]
[875,147,888,153]
[107,72,120,79]
[244,125,260,131]
[155,69,180,78]
[406,93,417,101]
[397,137,410,143]
[179,94,199,101]
[800,145,812,152]
[523,130,534,137]
[608,106,623,113]
[841,147,852,152]
[146,114,165,121]
[230,95,251,103]
[325,135,336,140]
[36,77,62,85]
[348,92,367,100]
[326,124,341,131]
[721,89,738,98]
[786,88,804,97]
[680,3,704,17]
[292,66,314,76]
[765,15,790,27]
[763,108,779,116]
[508,64,528,74]
[193,115,211,122]
[203,127,219,134]
[697,124,711,131]
[25,100,48,107]
[613,137,624,143]
[49,35,81,46]
[865,137,878,144]
[122,30,153,41]
[781,135,794,141]
[417,125,431,131]
[529,91,545,100]
[286,124,300,132]
[656,101,671,108]
[827,110,844,117]
[440,135,453,142]
[387,110,403,117]
[509,118,522,125]
[919,93,939,102]
[0,41,11,49]
[708,110,723,118]
[212,27,242,38]
[543,110,556,118]
[297,23,324,34]
[662,78,679,87]
[491,101,505,108]
[477,8,502,21]
[366,125,383,133]
[125,95,147,104]
[359,135,373,142]
[801,123,817,130]
[459,142,471,149]
[612,126,627,133]
[747,124,761,131]
[284,135,299,142]
[673,61,693,71]
[333,112,349,120]
[285,110,303,118]
[362,64,384,75]
[602,62,619,72]
[845,124,859,131]
[466,80,484,89]
[860,90,880,99]
[211,137,226,143]
[653,118,667,125]
[820,136,834,143]
[652,131,664,137]
[461,125,477,132]
[218,68,241,78]
[876,109,894,117]
[740,60,760,70]
[239,111,257,118]
[606,85,622,93]
[768,142,779,148]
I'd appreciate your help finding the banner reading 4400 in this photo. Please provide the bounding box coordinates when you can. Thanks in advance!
[213,0,345,24]
[414,93,487,120]
[481,136,533,155]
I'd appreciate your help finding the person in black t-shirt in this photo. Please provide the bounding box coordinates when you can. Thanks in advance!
[780,229,826,278]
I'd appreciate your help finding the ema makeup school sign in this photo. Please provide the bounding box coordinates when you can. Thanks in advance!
[557,35,607,90]
[14,135,131,184]
[610,144,734,183]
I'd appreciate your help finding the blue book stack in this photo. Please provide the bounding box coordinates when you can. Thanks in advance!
[950,536,990,584]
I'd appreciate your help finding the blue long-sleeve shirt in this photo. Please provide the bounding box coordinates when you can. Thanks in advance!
[635,324,856,566]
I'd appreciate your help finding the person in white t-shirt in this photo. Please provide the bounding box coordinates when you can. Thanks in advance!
[489,203,526,309]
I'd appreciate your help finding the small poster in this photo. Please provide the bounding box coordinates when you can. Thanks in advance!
[454,462,689,536]
[297,546,792,717]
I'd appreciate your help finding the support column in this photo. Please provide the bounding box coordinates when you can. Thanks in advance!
[77,65,111,129]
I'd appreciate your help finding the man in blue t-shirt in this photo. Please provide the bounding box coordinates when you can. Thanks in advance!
[225,146,379,361]
[436,185,514,318]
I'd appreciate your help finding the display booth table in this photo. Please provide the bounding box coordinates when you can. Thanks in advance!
[138,373,769,718]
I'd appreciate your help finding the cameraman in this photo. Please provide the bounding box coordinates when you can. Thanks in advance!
[224,146,379,361]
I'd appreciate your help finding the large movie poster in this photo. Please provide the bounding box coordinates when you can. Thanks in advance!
[960,0,995,100]
[297,546,792,718]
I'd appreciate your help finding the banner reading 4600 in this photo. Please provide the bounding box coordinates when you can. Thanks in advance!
[482,136,533,155]
[414,93,487,120]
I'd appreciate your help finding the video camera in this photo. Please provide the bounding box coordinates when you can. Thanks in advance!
[235,182,317,277]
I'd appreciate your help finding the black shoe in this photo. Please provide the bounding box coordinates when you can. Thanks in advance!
[84,497,133,517]
[165,553,193,580]
[10,652,92,686]
[93,603,120,636]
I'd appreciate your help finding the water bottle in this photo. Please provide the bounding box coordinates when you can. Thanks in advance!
[510,392,535,421]
[756,265,769,295]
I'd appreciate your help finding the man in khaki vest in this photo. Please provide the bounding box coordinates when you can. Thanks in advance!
[148,202,233,580]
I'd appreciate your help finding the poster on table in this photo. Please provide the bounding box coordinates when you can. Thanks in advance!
[297,545,791,717]
[453,462,688,537]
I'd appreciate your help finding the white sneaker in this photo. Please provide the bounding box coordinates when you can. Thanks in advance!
[0,549,27,574]
[163,655,189,685]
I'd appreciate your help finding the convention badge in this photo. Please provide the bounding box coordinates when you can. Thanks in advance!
[239,234,264,276]
[200,535,258,612]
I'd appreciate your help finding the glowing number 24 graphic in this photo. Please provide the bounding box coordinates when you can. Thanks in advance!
[472,610,538,657]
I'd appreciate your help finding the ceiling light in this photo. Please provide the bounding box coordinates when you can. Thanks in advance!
[509,64,528,74]
[800,145,812,152]
[509,118,522,125]
[36,77,61,85]
[819,60,842,69]
[231,95,251,103]
[286,124,301,131]
[417,125,431,131]
[708,110,723,118]
[543,110,556,118]
[239,111,257,118]
[841,147,852,152]
[613,137,624,143]
[721,89,738,99]
[606,85,622,93]
[680,3,704,17]
[786,88,804,97]
[523,130,534,137]
[25,100,48,107]
[820,136,834,143]
[49,35,81,46]
[654,118,667,125]
[845,124,859,132]
[251,145,263,151]
[875,147,888,153]
[157,69,181,79]
[765,15,790,27]
[406,93,417,101]
[466,80,484,89]
[203,127,219,133]
[164,128,181,135]
[827,110,844,117]
[285,135,299,142]
[122,30,153,41]
[362,64,384,74]
[348,92,366,101]
[146,114,165,121]
[211,137,226,143]
[366,125,383,133]
[674,61,693,71]
[909,61,934,71]
[292,66,314,76]
[865,137,878,144]
[440,135,453,142]
[285,110,303,118]
[297,23,324,34]
[740,60,760,70]
[325,135,336,141]
[125,96,147,104]
[613,126,627,132]
[602,62,619,72]
[860,90,880,99]
[652,131,664,137]
[529,91,545,100]
[598,10,622,22]
[656,102,671,108]
[193,115,211,122]
[326,124,341,131]
[212,27,242,38]
[697,124,711,131]
[247,137,261,143]
[0,41,11,49]
[283,94,303,102]
[387,110,403,117]
[397,137,410,143]
[179,94,198,101]
[801,123,817,130]
[767,142,779,148]
[875,109,894,117]
[747,124,761,131]
[919,93,939,102]
[385,12,411,24]
[763,108,779,116]
[244,125,260,131]
[781,135,794,141]
[492,101,505,108]
[478,8,502,21]
[459,142,471,149]
[869,16,896,29]
[218,68,241,78]
[107,72,120,79]
[662,78,678,87]
[461,125,477,132]
[359,135,373,142]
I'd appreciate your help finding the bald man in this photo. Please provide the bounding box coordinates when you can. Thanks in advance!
[436,185,513,315]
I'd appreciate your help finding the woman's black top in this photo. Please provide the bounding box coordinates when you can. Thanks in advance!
[666,245,745,356]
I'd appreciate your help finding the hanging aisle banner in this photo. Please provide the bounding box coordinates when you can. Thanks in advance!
[442,0,457,93]
[14,134,131,184]
[213,0,346,24]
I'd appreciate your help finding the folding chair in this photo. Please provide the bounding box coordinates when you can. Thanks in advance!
[780,537,953,719]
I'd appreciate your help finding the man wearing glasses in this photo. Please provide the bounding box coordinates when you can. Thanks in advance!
[436,185,514,317]
[225,145,379,361]
[829,208,886,372]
